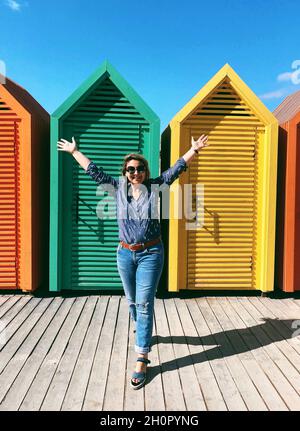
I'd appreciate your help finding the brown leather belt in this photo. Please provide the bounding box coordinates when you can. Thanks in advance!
[120,237,161,252]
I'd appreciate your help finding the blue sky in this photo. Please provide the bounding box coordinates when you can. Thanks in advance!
[1,0,300,130]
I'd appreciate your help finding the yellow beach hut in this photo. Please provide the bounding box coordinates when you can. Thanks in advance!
[162,64,278,293]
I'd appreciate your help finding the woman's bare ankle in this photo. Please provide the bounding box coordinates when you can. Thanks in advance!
[137,353,148,359]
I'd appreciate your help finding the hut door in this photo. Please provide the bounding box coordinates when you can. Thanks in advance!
[186,117,259,290]
[295,123,300,290]
[0,117,19,289]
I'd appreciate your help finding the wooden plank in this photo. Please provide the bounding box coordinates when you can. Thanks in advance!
[0,297,72,411]
[255,297,300,343]
[82,296,120,411]
[103,297,129,411]
[207,297,268,410]
[0,297,63,409]
[218,297,287,411]
[41,296,98,411]
[144,306,165,411]
[0,297,55,402]
[0,295,12,309]
[0,295,29,320]
[0,296,26,349]
[61,296,109,411]
[219,297,288,410]
[274,298,300,317]
[230,297,300,410]
[164,298,206,410]
[213,296,289,410]
[195,298,247,411]
[253,297,300,362]
[254,297,300,358]
[19,297,86,411]
[0,297,43,373]
[292,298,300,309]
[249,297,300,356]
[154,299,186,411]
[177,298,226,411]
[240,297,300,393]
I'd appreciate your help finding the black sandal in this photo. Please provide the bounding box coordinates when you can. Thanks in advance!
[130,357,151,390]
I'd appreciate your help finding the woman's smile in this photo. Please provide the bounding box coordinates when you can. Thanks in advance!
[126,161,146,184]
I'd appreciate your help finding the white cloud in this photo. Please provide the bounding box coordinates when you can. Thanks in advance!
[5,0,22,11]
[260,61,300,101]
[259,89,287,100]
[277,72,293,82]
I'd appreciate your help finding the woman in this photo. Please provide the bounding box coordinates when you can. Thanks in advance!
[57,134,209,389]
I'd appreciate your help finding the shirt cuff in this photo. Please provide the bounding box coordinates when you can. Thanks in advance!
[178,157,188,171]
[86,161,94,173]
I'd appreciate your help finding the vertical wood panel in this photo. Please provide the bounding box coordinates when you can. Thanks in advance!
[0,96,20,289]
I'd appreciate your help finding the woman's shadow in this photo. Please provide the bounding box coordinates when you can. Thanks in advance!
[147,317,300,383]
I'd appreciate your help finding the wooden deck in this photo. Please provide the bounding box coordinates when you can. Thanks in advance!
[0,293,299,411]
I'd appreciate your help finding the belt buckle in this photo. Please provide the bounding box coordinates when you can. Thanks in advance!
[129,242,144,251]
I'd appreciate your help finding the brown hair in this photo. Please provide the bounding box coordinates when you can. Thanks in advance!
[121,153,150,181]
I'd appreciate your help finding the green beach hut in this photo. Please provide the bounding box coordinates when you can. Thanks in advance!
[49,60,160,292]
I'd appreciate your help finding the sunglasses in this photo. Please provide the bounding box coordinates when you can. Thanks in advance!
[126,165,145,174]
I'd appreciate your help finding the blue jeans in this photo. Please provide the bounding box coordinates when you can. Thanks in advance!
[117,240,164,354]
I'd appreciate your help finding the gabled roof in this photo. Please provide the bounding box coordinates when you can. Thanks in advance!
[0,73,49,120]
[273,89,300,124]
[52,60,159,124]
[169,63,277,126]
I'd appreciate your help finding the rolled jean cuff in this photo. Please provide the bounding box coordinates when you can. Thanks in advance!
[135,344,151,354]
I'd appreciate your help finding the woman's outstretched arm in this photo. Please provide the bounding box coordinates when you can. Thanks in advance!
[57,136,118,188]
[151,134,209,185]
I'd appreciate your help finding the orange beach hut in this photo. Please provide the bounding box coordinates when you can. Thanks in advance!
[0,75,49,292]
[273,90,300,292]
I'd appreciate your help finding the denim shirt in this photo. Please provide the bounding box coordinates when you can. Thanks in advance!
[85,157,187,244]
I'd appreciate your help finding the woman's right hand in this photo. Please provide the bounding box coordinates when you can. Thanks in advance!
[57,136,77,154]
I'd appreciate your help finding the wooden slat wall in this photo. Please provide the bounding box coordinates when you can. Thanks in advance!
[0,96,20,289]
[184,78,265,289]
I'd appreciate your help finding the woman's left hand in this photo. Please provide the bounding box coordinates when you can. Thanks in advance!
[191,135,209,152]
